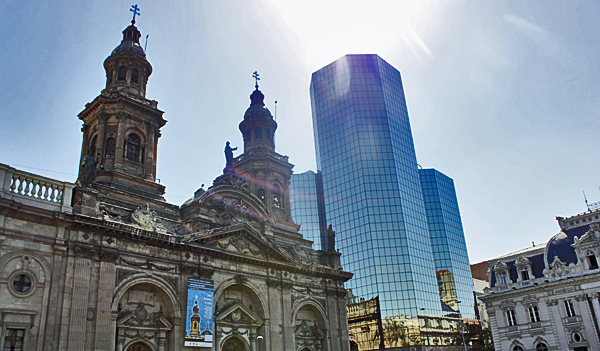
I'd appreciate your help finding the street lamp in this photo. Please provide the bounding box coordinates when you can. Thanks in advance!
[256,335,263,351]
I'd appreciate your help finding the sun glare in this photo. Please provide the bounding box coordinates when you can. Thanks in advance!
[267,0,434,70]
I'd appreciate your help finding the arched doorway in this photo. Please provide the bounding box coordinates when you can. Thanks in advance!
[126,341,153,351]
[222,337,247,351]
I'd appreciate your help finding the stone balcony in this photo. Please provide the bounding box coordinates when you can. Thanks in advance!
[0,163,74,213]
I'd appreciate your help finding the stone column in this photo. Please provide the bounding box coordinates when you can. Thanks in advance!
[94,256,117,351]
[152,126,160,179]
[266,280,281,350]
[67,256,92,349]
[96,113,108,166]
[144,122,155,180]
[78,125,90,178]
[281,282,294,351]
[44,244,68,350]
[114,112,127,170]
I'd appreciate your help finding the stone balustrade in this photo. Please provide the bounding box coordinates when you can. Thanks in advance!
[0,163,74,213]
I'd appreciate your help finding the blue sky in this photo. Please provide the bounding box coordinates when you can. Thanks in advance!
[1,1,600,263]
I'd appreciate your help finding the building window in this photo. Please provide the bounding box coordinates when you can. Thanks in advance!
[535,343,548,351]
[255,127,262,140]
[573,332,582,343]
[125,134,141,162]
[273,186,282,209]
[12,275,31,294]
[3,329,24,351]
[257,188,265,203]
[587,251,598,270]
[512,347,523,351]
[528,305,540,323]
[131,69,139,84]
[565,300,576,317]
[105,138,116,157]
[506,309,517,326]
[497,272,507,285]
[117,66,127,81]
[520,268,530,281]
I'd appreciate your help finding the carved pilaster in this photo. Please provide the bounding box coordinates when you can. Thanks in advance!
[114,112,127,169]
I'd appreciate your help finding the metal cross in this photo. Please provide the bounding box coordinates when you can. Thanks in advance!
[130,4,141,23]
[253,71,260,88]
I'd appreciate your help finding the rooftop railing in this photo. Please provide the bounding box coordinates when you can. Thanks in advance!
[0,163,74,213]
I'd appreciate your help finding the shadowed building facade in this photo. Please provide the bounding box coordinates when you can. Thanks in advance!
[0,16,352,351]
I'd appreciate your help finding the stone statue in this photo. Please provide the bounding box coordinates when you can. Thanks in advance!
[327,224,336,252]
[81,150,97,187]
[224,141,238,173]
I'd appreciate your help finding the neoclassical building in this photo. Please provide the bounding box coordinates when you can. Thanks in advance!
[480,209,600,351]
[0,17,352,351]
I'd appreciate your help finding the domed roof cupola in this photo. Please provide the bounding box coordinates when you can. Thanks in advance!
[239,72,278,153]
[103,5,152,98]
[111,22,145,57]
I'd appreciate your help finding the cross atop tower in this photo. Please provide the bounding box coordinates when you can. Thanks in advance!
[253,71,260,89]
[130,4,141,24]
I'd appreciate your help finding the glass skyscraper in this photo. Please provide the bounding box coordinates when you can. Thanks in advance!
[290,170,327,250]
[309,54,474,344]
[419,168,475,318]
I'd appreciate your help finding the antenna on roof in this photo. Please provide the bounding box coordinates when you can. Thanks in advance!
[144,35,149,52]
[584,191,590,211]
[274,100,277,121]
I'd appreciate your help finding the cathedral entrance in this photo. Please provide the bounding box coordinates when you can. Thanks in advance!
[126,341,153,351]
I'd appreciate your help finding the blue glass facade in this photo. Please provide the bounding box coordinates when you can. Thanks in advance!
[290,171,328,250]
[310,55,443,322]
[420,169,475,319]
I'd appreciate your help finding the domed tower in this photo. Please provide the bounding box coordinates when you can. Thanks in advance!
[76,13,166,200]
[239,84,277,152]
[235,77,294,222]
[103,18,152,98]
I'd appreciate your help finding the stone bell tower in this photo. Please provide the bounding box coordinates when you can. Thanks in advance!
[236,75,294,222]
[76,14,166,200]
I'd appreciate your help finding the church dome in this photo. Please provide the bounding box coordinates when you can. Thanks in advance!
[110,22,146,58]
[243,88,273,120]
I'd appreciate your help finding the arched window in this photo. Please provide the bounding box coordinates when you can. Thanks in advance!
[535,343,548,351]
[105,138,116,157]
[255,127,262,140]
[131,69,139,84]
[273,185,282,209]
[117,66,127,81]
[125,134,141,162]
[512,346,523,351]
[257,188,265,203]
[587,251,598,270]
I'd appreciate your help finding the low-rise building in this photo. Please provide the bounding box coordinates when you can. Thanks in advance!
[480,209,600,351]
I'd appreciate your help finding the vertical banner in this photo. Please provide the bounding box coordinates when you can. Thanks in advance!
[185,278,214,347]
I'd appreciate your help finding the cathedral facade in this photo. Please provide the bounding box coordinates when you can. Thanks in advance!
[0,18,351,351]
